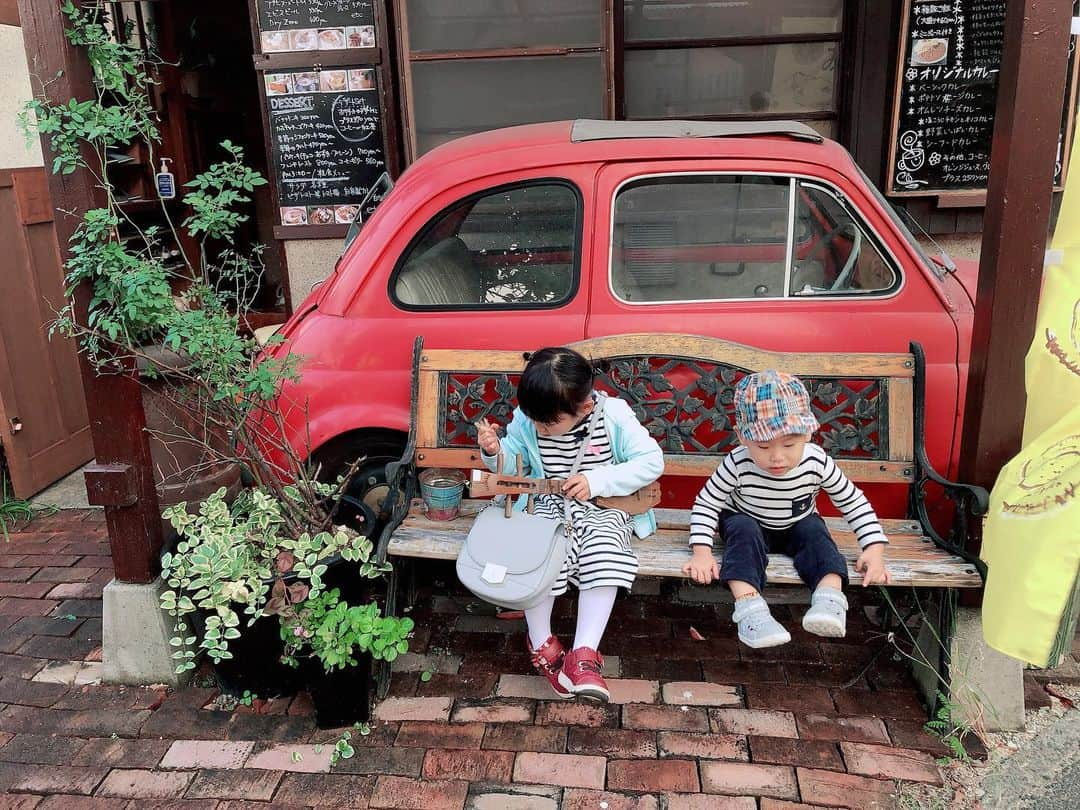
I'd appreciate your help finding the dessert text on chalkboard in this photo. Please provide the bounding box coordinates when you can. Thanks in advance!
[257,0,376,53]
[265,69,386,227]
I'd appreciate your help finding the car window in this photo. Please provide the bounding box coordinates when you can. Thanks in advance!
[791,181,900,296]
[610,174,899,303]
[393,181,579,309]
[611,175,791,302]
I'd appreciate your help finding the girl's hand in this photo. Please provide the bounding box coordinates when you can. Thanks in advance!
[562,474,591,501]
[855,543,891,587]
[476,418,501,456]
[682,546,720,585]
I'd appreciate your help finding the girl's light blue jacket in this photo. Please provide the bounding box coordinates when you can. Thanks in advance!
[481,392,665,538]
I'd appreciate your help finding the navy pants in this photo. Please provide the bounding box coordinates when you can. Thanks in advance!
[718,510,848,594]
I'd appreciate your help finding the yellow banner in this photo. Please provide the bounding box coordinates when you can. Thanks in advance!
[981,136,1080,666]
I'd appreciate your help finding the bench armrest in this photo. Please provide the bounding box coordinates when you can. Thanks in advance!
[375,436,416,564]
[377,336,428,564]
[910,454,989,582]
[910,341,988,582]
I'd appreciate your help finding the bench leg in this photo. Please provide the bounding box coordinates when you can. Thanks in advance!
[374,565,401,701]
[912,593,1025,732]
[403,558,418,610]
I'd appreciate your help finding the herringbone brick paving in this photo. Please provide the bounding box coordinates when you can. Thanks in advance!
[0,508,1018,808]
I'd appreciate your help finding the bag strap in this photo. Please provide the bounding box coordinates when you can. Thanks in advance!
[563,399,604,530]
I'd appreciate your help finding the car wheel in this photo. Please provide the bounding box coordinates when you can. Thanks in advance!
[313,430,407,537]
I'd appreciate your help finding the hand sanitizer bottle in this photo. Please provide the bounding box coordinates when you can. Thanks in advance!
[156,157,175,200]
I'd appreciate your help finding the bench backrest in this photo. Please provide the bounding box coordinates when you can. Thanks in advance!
[411,333,916,488]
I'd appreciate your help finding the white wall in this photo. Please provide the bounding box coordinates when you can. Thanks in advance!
[283,239,342,309]
[0,24,43,170]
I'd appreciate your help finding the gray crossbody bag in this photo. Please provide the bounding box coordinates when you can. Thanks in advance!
[456,405,602,610]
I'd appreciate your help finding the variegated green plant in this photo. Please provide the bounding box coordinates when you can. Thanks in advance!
[158,487,393,673]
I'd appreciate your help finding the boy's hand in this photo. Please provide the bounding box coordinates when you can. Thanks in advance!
[682,546,720,585]
[562,474,591,501]
[476,418,501,456]
[855,543,891,587]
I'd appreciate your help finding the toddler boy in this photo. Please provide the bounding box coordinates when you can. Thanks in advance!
[682,371,890,648]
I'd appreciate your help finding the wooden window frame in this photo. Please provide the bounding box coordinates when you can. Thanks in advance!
[393,2,866,162]
[394,0,616,161]
[616,1,851,132]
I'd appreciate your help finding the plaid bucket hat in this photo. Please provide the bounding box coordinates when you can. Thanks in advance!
[733,370,820,442]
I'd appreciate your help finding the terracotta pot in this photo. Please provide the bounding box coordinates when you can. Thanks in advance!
[138,345,241,539]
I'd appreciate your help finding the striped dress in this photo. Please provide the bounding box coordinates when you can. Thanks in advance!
[528,406,639,594]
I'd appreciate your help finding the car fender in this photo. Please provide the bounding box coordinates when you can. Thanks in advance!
[292,401,411,463]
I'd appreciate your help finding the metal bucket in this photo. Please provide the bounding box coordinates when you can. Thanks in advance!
[418,468,467,521]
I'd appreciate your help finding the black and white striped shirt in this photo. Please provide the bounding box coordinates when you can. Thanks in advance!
[689,443,887,549]
[536,409,614,478]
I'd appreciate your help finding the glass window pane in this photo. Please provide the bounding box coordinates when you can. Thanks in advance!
[611,175,791,303]
[395,183,578,308]
[791,181,900,296]
[625,43,838,117]
[406,0,601,51]
[624,0,843,42]
[412,55,603,154]
[802,119,836,139]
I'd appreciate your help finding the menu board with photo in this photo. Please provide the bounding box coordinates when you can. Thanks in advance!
[888,0,1079,196]
[264,69,387,227]
[257,0,376,53]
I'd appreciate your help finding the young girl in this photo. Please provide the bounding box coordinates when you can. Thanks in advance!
[475,347,664,702]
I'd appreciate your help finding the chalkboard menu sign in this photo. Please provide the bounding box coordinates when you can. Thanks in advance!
[257,0,376,53]
[264,69,387,227]
[887,0,1078,196]
[888,1,1005,195]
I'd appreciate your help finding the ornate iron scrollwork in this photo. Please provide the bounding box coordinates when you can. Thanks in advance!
[440,357,886,459]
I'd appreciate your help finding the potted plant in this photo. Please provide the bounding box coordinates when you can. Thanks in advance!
[159,488,411,723]
[21,1,414,716]
[280,588,413,727]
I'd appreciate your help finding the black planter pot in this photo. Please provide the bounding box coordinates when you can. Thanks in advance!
[302,654,373,729]
[197,611,303,699]
[200,557,379,701]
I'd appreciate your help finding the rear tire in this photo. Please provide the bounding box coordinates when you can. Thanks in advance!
[312,429,407,538]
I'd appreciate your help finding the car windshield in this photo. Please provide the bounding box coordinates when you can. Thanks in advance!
[853,163,939,274]
[340,172,394,256]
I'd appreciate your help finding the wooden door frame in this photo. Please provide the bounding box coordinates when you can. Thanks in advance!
[16,0,163,582]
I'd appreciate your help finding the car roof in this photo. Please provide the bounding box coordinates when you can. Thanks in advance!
[569,118,824,143]
[406,119,852,177]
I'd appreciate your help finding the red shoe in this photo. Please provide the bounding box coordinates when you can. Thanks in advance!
[527,635,572,699]
[557,647,610,703]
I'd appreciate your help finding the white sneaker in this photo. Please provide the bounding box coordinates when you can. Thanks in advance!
[732,595,791,649]
[802,586,848,638]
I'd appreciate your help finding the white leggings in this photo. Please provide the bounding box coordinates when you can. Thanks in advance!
[524,586,618,651]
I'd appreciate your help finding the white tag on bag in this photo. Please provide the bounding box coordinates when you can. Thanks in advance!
[481,562,507,584]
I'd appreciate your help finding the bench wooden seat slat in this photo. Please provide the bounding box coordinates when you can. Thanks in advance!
[388,499,982,587]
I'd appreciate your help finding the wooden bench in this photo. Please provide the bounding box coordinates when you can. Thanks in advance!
[374,334,987,692]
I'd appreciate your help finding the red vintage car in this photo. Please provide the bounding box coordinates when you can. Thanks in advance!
[264,120,976,524]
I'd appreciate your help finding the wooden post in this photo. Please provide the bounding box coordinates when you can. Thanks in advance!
[17,0,163,583]
[959,1,1073,542]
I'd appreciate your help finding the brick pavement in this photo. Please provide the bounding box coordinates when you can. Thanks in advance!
[0,508,1008,808]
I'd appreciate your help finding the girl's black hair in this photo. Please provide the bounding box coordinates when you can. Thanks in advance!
[517,347,594,424]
